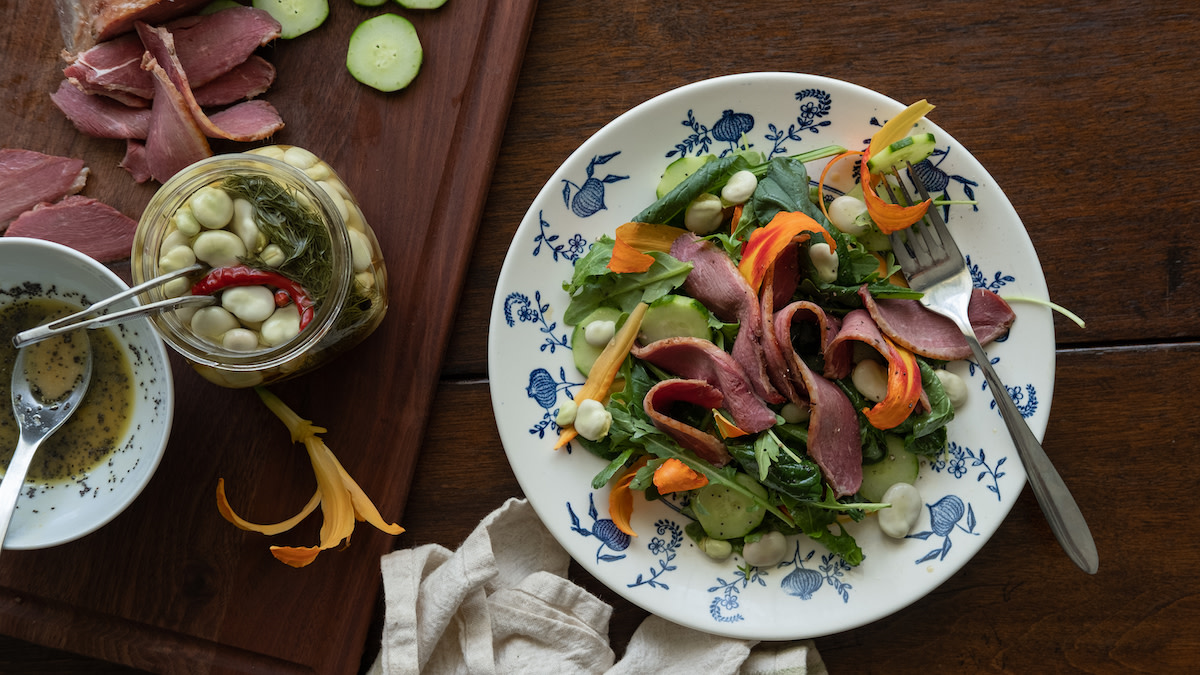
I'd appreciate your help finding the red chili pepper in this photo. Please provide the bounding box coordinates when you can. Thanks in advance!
[191,265,315,329]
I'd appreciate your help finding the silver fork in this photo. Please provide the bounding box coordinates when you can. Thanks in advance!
[886,163,1098,574]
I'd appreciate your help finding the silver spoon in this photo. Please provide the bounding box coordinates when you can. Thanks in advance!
[0,333,93,551]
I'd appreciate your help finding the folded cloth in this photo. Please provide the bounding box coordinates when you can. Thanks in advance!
[368,497,826,675]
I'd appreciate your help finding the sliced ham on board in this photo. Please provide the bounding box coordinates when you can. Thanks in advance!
[5,195,137,263]
[0,149,88,229]
[55,0,213,55]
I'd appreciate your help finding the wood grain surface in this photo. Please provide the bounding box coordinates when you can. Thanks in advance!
[4,0,1200,672]
[0,0,535,673]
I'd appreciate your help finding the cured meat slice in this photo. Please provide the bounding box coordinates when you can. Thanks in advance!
[120,140,153,183]
[670,233,783,404]
[62,32,151,106]
[774,302,863,498]
[142,56,211,183]
[51,79,151,139]
[55,0,213,55]
[643,379,732,467]
[63,7,281,102]
[193,55,276,107]
[631,337,777,434]
[5,195,137,263]
[857,285,1016,361]
[137,22,283,142]
[0,149,88,228]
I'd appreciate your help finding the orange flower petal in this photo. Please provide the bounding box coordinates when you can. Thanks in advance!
[216,478,321,535]
[653,458,708,494]
[739,211,834,292]
[270,545,322,568]
[860,151,931,234]
[607,233,656,273]
[712,410,750,439]
[863,337,923,429]
[609,457,649,537]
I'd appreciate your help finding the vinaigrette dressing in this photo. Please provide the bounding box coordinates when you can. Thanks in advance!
[0,298,134,482]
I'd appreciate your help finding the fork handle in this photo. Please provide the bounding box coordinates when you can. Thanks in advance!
[963,333,1099,574]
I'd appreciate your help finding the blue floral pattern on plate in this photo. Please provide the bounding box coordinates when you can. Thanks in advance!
[489,73,1057,641]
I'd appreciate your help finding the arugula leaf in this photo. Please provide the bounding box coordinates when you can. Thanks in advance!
[561,237,693,326]
[789,502,865,566]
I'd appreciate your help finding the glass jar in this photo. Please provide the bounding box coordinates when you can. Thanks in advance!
[131,146,388,388]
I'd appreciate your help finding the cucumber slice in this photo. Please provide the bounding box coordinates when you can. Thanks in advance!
[656,155,714,199]
[570,307,623,376]
[395,0,448,7]
[252,0,328,39]
[858,435,920,502]
[866,132,936,173]
[638,295,711,345]
[346,14,423,92]
[355,0,388,6]
[693,473,769,540]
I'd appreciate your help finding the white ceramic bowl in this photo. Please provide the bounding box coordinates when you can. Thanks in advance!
[0,238,174,549]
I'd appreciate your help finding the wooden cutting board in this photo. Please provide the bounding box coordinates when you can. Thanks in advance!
[0,1,536,672]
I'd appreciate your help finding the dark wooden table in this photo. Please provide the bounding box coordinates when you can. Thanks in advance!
[3,0,1200,672]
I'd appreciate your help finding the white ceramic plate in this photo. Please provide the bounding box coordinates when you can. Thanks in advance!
[0,238,174,549]
[488,73,1054,639]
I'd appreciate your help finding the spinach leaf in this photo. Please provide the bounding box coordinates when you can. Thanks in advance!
[561,237,693,326]
[728,439,824,503]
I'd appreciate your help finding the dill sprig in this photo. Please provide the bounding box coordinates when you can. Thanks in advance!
[221,174,335,302]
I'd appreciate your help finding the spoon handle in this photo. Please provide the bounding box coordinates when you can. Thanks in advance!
[0,435,42,552]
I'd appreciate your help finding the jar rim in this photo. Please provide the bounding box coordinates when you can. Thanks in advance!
[131,152,354,372]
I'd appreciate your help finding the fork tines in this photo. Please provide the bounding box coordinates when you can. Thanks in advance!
[886,162,963,275]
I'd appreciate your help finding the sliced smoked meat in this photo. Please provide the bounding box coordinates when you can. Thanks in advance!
[0,149,88,228]
[51,79,151,139]
[6,195,137,263]
[670,232,783,404]
[643,379,732,467]
[142,55,211,183]
[858,285,1016,361]
[631,337,777,434]
[774,301,863,498]
[55,0,213,55]
[192,55,276,107]
[137,22,283,142]
[63,7,281,103]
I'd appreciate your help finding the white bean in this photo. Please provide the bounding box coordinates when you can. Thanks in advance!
[348,228,372,273]
[827,195,871,236]
[809,242,839,283]
[684,193,724,235]
[229,199,261,253]
[220,285,277,323]
[573,398,612,441]
[356,271,377,290]
[584,320,616,347]
[162,277,191,299]
[160,227,192,254]
[189,186,234,230]
[344,202,367,233]
[936,369,969,409]
[852,359,888,403]
[248,146,286,161]
[720,170,758,205]
[261,304,301,346]
[172,207,201,237]
[282,146,319,170]
[742,531,788,567]
[190,306,240,339]
[192,230,247,268]
[259,244,286,268]
[555,399,578,426]
[221,328,260,352]
[317,180,349,222]
[304,162,332,182]
[159,245,196,273]
[699,537,733,561]
[780,402,810,424]
[879,483,923,538]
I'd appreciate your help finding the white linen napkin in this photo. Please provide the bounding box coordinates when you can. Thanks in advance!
[368,497,826,675]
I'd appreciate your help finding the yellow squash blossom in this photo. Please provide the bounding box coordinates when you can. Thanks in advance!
[216,387,404,567]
